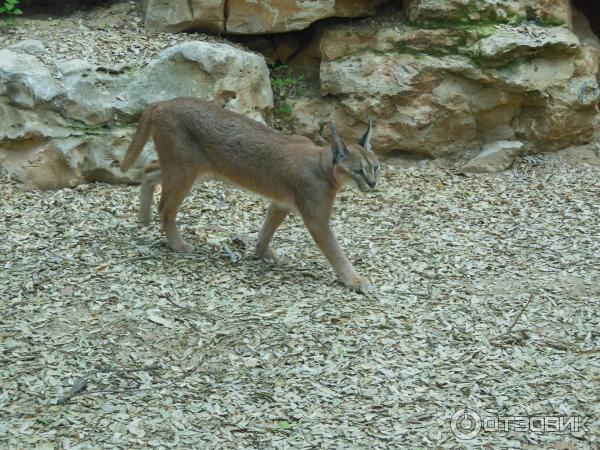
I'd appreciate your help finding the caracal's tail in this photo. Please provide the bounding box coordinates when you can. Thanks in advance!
[120,106,154,173]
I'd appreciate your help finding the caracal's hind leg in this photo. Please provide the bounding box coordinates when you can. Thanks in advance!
[255,203,289,258]
[138,161,161,226]
[158,163,200,254]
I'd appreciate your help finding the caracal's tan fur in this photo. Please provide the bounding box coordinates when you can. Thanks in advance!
[120,98,380,292]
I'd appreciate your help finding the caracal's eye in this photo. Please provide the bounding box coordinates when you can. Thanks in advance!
[374,165,381,173]
[352,168,364,176]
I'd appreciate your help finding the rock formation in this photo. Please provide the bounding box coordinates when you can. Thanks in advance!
[142,0,389,34]
[0,41,272,189]
[286,1,599,158]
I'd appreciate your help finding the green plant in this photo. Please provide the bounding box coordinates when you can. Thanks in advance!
[0,0,23,26]
[271,65,306,95]
[278,102,292,116]
[270,64,307,122]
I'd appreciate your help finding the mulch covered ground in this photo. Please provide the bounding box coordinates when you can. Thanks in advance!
[1,157,599,448]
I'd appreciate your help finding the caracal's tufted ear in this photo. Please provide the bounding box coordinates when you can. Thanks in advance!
[330,122,348,164]
[357,116,373,152]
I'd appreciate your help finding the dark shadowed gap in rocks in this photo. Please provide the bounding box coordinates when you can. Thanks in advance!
[223,0,229,33]
[225,16,346,108]
[18,0,130,17]
[572,0,600,38]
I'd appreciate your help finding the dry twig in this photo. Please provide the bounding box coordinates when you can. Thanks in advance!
[490,294,533,340]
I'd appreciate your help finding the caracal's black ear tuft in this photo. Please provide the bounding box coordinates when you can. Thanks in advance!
[357,115,373,151]
[331,122,348,164]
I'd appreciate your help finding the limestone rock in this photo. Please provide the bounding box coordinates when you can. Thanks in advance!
[512,77,600,152]
[319,53,484,157]
[288,7,599,157]
[0,134,132,190]
[0,49,62,108]
[404,0,571,27]
[0,141,81,190]
[0,42,273,189]
[7,39,46,55]
[334,0,387,17]
[143,0,389,34]
[461,140,523,174]
[142,0,225,33]
[552,143,600,167]
[226,0,333,34]
[49,42,272,126]
[125,41,273,122]
[55,59,129,126]
[468,24,579,67]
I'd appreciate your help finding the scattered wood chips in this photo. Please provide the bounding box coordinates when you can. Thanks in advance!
[1,156,598,448]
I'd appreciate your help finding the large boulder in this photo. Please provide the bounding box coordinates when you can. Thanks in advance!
[143,0,390,34]
[468,25,579,67]
[287,5,600,158]
[0,50,62,108]
[0,41,273,189]
[461,140,523,174]
[142,0,226,33]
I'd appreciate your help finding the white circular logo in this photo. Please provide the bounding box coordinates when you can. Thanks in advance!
[451,408,482,440]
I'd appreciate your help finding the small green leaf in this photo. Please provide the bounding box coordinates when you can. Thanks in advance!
[276,421,292,430]
[0,7,6,13]
[13,7,22,14]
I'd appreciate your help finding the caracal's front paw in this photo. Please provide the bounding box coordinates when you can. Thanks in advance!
[168,241,194,253]
[344,276,373,293]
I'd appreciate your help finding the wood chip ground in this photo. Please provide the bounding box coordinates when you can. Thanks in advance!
[1,157,598,448]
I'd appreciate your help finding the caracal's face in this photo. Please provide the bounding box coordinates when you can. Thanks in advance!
[335,143,381,193]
